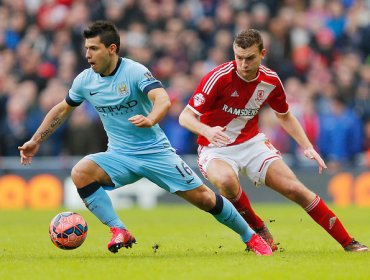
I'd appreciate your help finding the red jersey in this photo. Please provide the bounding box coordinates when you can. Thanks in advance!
[187,61,289,147]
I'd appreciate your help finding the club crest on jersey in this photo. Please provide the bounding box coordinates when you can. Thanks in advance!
[193,93,205,107]
[255,90,265,101]
[117,83,128,96]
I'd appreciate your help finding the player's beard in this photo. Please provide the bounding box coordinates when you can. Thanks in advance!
[92,60,110,75]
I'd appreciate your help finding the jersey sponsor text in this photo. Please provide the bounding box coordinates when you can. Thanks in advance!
[222,104,259,117]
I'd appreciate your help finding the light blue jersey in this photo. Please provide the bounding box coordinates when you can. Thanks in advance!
[66,57,204,192]
[64,24,256,248]
[66,57,171,154]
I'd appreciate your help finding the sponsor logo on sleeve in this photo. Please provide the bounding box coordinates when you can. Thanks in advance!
[193,93,205,107]
[144,71,155,81]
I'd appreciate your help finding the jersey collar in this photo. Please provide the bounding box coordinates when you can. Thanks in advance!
[100,57,122,77]
[236,69,260,82]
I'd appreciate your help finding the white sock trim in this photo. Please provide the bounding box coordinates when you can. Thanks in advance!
[304,195,320,212]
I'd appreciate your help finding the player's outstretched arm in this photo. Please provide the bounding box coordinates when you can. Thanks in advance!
[275,111,327,174]
[179,107,230,147]
[18,100,75,165]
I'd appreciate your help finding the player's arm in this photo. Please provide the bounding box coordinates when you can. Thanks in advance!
[18,100,75,165]
[128,88,171,127]
[275,111,327,173]
[179,107,230,147]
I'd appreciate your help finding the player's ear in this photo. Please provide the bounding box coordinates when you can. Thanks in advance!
[109,44,117,54]
[261,49,267,59]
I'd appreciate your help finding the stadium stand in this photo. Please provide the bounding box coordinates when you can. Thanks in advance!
[0,0,369,172]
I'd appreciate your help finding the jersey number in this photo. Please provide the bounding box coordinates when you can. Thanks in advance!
[175,161,193,177]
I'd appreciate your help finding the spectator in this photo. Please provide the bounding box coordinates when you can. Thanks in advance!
[63,104,107,155]
[325,0,347,40]
[352,81,370,123]
[0,94,31,156]
[318,95,363,172]
[363,119,370,167]
[0,0,369,163]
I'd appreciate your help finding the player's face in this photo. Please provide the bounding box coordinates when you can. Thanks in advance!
[233,44,266,81]
[85,36,117,76]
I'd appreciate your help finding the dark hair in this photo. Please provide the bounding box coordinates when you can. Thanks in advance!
[233,29,264,52]
[333,94,347,105]
[83,20,120,54]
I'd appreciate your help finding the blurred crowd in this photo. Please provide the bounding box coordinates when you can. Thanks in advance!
[0,0,369,172]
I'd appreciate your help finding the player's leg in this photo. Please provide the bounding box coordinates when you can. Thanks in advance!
[176,185,272,255]
[72,158,126,228]
[141,150,272,255]
[265,159,368,252]
[71,154,138,253]
[207,159,265,229]
[206,158,276,250]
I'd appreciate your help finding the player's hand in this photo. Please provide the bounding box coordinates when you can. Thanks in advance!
[128,115,154,127]
[18,140,40,165]
[304,147,327,174]
[204,126,231,147]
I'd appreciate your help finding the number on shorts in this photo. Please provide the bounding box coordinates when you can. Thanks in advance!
[175,161,193,178]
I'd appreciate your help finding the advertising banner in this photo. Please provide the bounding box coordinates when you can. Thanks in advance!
[1,156,369,209]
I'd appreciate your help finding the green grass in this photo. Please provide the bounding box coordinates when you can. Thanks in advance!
[1,204,369,280]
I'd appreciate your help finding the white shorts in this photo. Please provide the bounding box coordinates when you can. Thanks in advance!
[197,133,282,187]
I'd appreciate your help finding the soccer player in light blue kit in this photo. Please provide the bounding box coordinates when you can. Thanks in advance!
[18,21,272,255]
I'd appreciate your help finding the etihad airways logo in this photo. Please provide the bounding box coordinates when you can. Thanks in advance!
[222,104,259,117]
[95,100,138,116]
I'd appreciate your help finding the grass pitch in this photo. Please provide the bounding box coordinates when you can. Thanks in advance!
[0,204,369,280]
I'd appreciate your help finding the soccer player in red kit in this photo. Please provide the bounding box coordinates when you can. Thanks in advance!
[179,29,368,252]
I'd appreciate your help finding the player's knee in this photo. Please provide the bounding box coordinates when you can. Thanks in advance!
[198,194,215,211]
[282,181,307,203]
[71,164,90,187]
[196,188,216,211]
[211,173,236,193]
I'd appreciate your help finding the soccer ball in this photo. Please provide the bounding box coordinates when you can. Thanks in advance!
[49,212,88,250]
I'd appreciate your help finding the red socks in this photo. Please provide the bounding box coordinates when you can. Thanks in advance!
[230,189,352,247]
[229,187,264,230]
[305,195,353,247]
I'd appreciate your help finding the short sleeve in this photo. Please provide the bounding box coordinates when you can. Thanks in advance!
[135,64,163,94]
[67,72,85,106]
[187,73,218,116]
[267,79,289,114]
